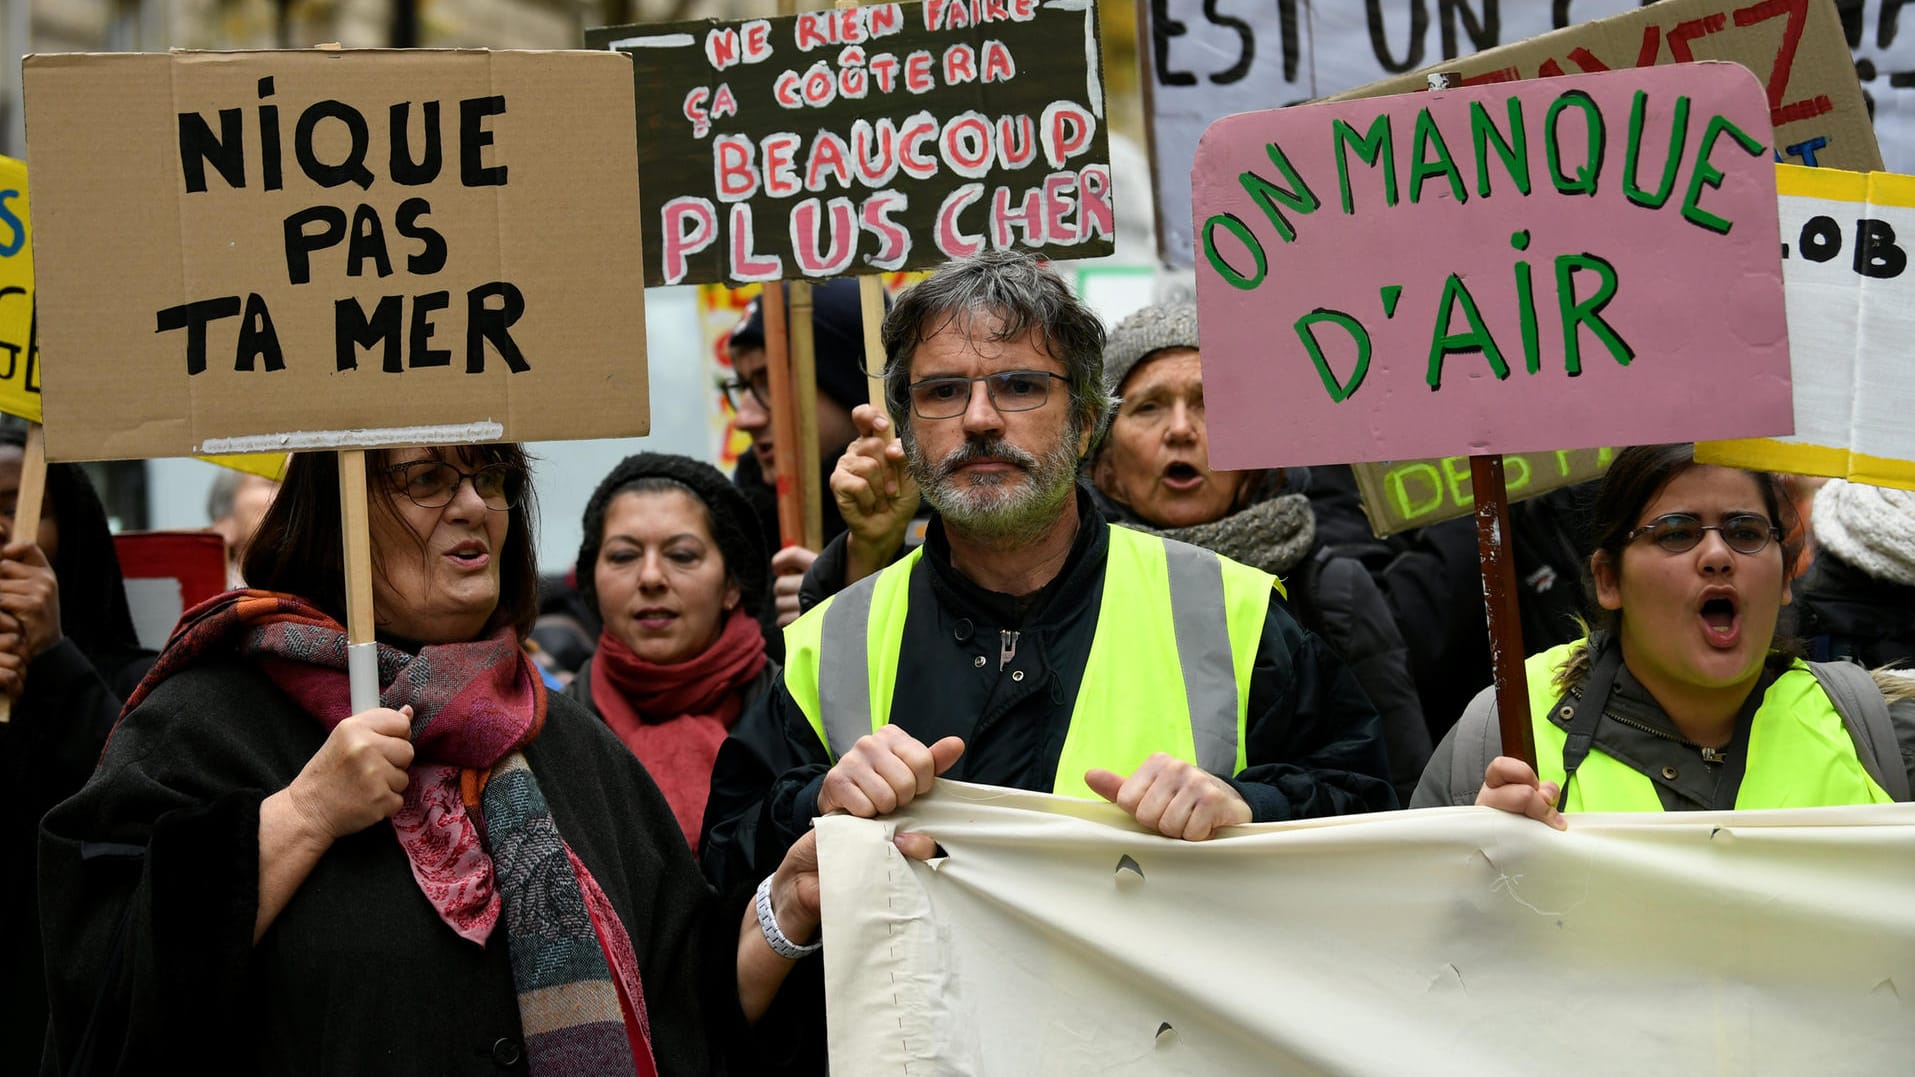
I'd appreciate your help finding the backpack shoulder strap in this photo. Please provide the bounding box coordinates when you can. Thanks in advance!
[1810,660,1911,802]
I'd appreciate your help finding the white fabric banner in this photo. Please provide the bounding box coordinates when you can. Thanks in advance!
[818,782,1915,1074]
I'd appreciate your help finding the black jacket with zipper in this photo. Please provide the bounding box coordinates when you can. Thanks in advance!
[701,491,1396,894]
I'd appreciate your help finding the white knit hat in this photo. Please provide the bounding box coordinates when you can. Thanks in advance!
[1103,302,1198,398]
[1812,479,1915,586]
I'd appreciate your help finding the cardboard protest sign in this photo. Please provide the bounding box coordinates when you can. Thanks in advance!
[588,0,1113,287]
[1145,0,1879,266]
[1351,447,1612,537]
[1192,63,1791,471]
[1696,164,1915,490]
[22,50,648,463]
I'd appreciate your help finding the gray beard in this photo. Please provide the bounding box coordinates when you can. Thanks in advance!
[907,430,1079,544]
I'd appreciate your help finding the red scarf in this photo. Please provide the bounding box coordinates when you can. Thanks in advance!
[589,607,768,848]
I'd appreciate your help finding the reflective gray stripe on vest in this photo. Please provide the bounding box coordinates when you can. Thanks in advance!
[817,535,1241,774]
[818,572,882,760]
[1161,538,1240,777]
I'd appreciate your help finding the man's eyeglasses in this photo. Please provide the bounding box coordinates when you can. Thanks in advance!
[907,370,1065,420]
[721,372,771,412]
[383,460,525,511]
[1625,513,1780,555]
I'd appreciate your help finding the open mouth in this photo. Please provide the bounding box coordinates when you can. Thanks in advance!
[1699,594,1740,644]
[1162,462,1203,489]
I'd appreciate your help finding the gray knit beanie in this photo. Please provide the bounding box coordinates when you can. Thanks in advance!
[1813,479,1915,586]
[1103,301,1199,398]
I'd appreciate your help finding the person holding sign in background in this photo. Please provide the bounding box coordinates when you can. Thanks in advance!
[1414,445,1915,821]
[565,453,778,851]
[724,280,883,632]
[0,427,154,1076]
[38,445,918,1075]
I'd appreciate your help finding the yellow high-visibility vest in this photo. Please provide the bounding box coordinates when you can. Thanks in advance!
[782,526,1280,796]
[1526,641,1892,811]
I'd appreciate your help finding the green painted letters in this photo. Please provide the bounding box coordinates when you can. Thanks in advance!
[1680,114,1765,235]
[1334,115,1398,215]
[1545,90,1604,197]
[1425,273,1509,390]
[1622,90,1690,211]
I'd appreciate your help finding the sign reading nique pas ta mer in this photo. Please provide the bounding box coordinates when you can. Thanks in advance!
[22,49,649,463]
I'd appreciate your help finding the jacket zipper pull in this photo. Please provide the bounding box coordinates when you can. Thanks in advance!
[999,629,1019,671]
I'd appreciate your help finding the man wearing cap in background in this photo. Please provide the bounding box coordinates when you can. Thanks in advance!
[723,278,882,631]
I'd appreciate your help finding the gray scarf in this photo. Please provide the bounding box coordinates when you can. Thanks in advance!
[1113,493,1317,576]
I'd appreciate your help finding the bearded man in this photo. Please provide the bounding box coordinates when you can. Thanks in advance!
[697,250,1392,1072]
[702,252,1394,894]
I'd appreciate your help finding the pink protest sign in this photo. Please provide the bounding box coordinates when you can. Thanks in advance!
[1192,62,1790,470]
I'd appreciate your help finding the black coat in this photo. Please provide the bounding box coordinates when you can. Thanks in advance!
[1300,466,1594,740]
[38,657,750,1076]
[1796,553,1915,669]
[2,640,150,1074]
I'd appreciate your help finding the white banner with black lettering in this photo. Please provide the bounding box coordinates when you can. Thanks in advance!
[817,782,1915,1074]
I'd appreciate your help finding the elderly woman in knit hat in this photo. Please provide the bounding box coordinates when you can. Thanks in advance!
[1090,301,1433,803]
[567,453,778,848]
[1796,479,1915,669]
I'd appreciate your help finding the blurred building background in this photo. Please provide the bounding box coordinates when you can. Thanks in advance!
[0,0,1148,571]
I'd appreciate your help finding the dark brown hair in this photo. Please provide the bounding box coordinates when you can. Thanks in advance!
[243,444,540,641]
[1584,443,1802,640]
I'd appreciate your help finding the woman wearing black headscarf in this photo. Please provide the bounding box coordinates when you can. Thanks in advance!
[567,453,776,850]
[0,427,154,1071]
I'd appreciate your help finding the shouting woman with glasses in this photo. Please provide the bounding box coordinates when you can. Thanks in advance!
[37,445,901,1074]
[1413,443,1915,821]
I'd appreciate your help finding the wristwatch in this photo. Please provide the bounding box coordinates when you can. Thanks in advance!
[755,875,822,959]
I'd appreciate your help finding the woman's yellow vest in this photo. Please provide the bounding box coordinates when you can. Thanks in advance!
[1527,641,1892,811]
[782,526,1280,799]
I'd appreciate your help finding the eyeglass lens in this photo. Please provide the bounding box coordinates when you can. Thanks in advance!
[723,372,770,411]
[1641,514,1775,554]
[909,371,1056,418]
[393,462,521,509]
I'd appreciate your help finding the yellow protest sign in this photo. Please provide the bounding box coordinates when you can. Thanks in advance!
[0,155,39,423]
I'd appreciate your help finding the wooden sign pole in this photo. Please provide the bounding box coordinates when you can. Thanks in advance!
[788,280,825,550]
[0,422,46,723]
[338,449,380,714]
[858,275,890,417]
[1470,453,1535,770]
[836,0,896,430]
[760,284,807,549]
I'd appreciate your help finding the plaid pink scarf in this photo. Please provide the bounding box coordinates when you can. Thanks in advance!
[123,591,657,1077]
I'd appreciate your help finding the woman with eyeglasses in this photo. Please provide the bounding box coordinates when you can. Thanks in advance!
[38,446,891,1074]
[1412,443,1915,821]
